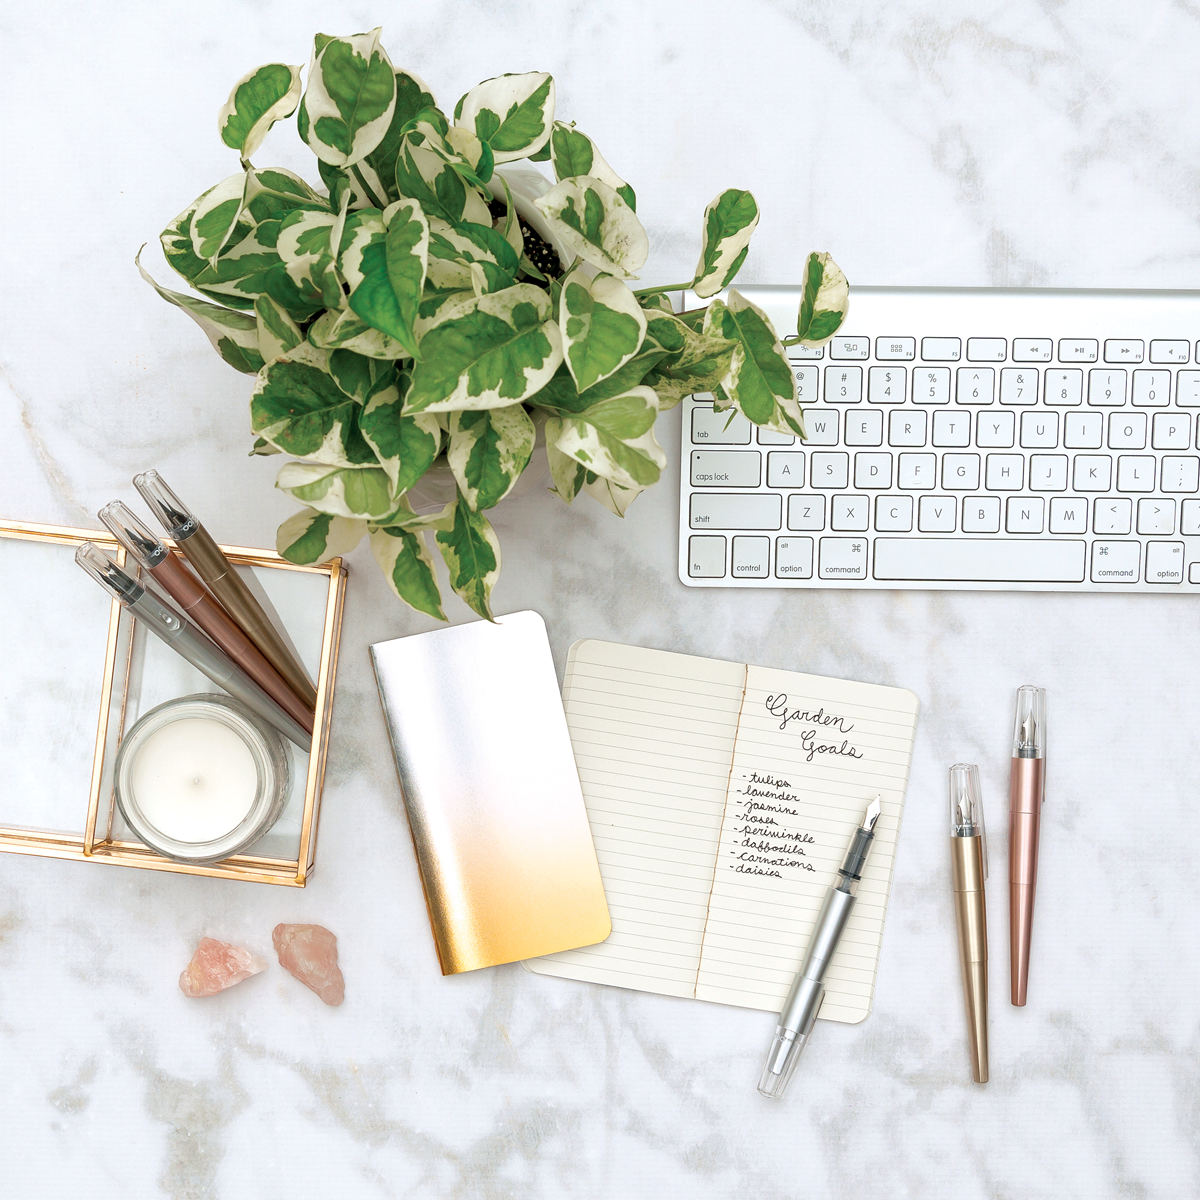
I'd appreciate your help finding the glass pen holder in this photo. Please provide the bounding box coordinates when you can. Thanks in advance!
[0,519,347,886]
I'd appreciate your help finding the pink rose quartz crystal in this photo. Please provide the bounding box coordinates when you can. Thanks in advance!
[179,937,267,997]
[272,923,345,1006]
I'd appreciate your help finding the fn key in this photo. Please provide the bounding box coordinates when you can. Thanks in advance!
[688,535,726,577]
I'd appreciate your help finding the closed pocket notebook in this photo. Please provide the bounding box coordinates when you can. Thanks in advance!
[371,611,611,974]
[525,640,920,1022]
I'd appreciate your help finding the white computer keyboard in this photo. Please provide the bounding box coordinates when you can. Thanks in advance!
[678,285,1200,593]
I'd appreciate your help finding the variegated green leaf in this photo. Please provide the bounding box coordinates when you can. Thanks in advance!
[545,435,586,504]
[692,189,759,299]
[435,497,501,619]
[277,507,367,564]
[405,283,563,413]
[241,167,326,224]
[276,208,342,310]
[535,176,647,279]
[527,336,669,414]
[705,290,803,437]
[640,311,737,409]
[137,249,265,374]
[255,294,302,362]
[444,125,494,186]
[160,198,209,286]
[369,524,446,620]
[357,70,439,205]
[546,386,665,489]
[301,29,396,167]
[489,174,524,260]
[219,64,303,161]
[250,342,376,464]
[328,349,396,401]
[425,215,518,296]
[251,436,281,457]
[360,383,442,494]
[549,122,634,207]
[190,220,281,310]
[558,267,647,392]
[276,461,395,520]
[447,405,535,511]
[454,72,554,164]
[795,251,849,346]
[394,130,492,226]
[307,306,412,359]
[582,474,646,517]
[189,173,247,266]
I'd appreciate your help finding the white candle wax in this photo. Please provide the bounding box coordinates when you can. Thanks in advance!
[130,717,258,843]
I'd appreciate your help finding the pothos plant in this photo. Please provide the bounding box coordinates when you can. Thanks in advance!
[141,27,849,620]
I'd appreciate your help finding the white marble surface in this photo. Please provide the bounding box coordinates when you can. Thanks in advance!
[2,2,1199,1196]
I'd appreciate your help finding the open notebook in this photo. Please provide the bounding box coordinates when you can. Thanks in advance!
[525,641,920,1022]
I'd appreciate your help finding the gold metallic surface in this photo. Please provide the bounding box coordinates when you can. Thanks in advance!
[952,835,989,1083]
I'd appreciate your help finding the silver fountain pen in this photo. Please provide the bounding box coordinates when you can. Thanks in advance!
[758,796,882,1099]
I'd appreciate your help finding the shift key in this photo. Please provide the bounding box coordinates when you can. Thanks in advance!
[690,493,782,530]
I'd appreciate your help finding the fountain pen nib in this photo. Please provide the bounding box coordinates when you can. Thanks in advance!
[863,795,882,831]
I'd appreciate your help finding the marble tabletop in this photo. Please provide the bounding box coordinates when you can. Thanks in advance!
[3,1,1199,1196]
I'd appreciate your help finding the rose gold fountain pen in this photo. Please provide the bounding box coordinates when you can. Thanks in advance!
[1009,685,1046,1007]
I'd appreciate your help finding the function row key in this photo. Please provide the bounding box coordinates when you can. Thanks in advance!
[797,339,1197,369]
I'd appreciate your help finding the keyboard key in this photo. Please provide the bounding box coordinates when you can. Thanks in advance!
[976,411,1016,447]
[854,453,893,489]
[932,410,971,446]
[1177,372,1200,407]
[803,409,839,445]
[1132,369,1170,407]
[758,427,795,445]
[918,495,957,532]
[831,495,870,531]
[1072,455,1112,491]
[1137,498,1175,535]
[962,496,1001,533]
[766,451,805,488]
[845,410,885,446]
[913,367,951,404]
[787,494,826,530]
[829,337,870,360]
[876,337,916,361]
[922,337,961,361]
[967,338,1006,362]
[793,366,819,406]
[1049,496,1087,533]
[1104,340,1143,363]
[1013,339,1053,363]
[1020,411,1059,448]
[1064,412,1104,449]
[688,535,726,577]
[731,535,771,578]
[1152,412,1191,450]
[691,450,761,488]
[691,405,751,445]
[1192,563,1200,583]
[898,453,937,489]
[1181,499,1200,533]
[774,536,813,578]
[689,493,781,530]
[888,409,928,447]
[957,367,995,405]
[986,453,1025,490]
[1029,454,1068,491]
[1150,339,1189,364]
[1094,498,1132,534]
[1044,369,1083,406]
[868,366,907,404]
[787,345,824,360]
[1108,413,1147,449]
[1091,540,1140,582]
[942,453,980,490]
[1146,540,1185,583]
[875,495,914,532]
[1161,456,1200,493]
[819,537,869,580]
[1116,455,1156,492]
[1059,339,1099,362]
[824,366,863,403]
[1006,496,1045,534]
[810,452,849,488]
[1000,367,1039,405]
[874,538,1085,582]
[1089,368,1128,407]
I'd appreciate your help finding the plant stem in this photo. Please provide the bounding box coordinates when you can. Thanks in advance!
[633,281,695,299]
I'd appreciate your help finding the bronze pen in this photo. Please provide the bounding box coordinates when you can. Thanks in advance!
[1009,685,1046,1006]
[950,763,988,1083]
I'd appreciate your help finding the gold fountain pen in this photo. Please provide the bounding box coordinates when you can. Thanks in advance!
[949,763,989,1083]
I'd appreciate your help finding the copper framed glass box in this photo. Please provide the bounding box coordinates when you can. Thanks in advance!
[0,518,347,886]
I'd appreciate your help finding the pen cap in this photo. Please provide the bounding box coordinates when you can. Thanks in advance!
[133,470,197,541]
[949,761,986,844]
[98,501,168,568]
[75,542,144,605]
[1012,686,1046,758]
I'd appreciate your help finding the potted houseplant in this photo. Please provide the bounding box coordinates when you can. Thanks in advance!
[140,28,849,619]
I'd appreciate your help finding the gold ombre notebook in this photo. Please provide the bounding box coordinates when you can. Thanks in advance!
[525,641,919,1022]
[371,612,611,975]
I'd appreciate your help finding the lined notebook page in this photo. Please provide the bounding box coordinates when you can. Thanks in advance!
[695,666,919,1020]
[526,641,746,997]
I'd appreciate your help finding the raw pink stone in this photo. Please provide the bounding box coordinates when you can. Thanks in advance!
[272,923,344,1006]
[179,937,267,997]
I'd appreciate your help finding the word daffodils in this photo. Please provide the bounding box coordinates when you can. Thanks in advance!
[142,28,849,618]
